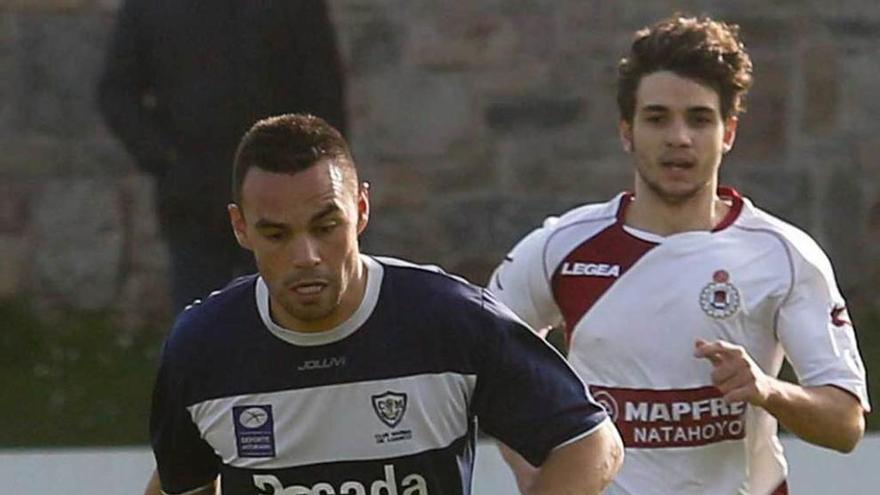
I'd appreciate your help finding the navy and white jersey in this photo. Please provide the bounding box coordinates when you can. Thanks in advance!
[151,255,608,495]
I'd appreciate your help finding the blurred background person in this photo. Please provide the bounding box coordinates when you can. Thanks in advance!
[97,0,347,314]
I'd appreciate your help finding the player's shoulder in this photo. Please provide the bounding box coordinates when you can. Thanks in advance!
[164,274,259,356]
[549,194,624,234]
[508,194,624,254]
[735,198,834,272]
[374,255,523,324]
[374,255,482,302]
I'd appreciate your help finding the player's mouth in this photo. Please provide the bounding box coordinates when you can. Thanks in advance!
[660,157,696,169]
[288,280,328,297]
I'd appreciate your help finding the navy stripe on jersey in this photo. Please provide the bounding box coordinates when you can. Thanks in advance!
[220,435,476,495]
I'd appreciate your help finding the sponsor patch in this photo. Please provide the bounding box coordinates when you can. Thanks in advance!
[590,385,747,448]
[700,269,741,319]
[559,261,621,277]
[253,465,428,494]
[233,405,276,458]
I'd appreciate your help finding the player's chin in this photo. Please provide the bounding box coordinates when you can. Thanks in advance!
[289,293,339,317]
[655,182,704,204]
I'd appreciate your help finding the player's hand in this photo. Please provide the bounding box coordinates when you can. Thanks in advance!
[693,339,774,407]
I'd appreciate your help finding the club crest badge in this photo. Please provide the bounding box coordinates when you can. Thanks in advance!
[372,391,407,429]
[700,270,741,319]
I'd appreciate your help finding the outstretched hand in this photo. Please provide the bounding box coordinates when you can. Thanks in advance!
[694,339,775,407]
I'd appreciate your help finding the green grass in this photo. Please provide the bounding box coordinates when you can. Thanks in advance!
[0,299,166,447]
[855,307,880,431]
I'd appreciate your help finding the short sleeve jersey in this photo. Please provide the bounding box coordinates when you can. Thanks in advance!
[489,188,870,495]
[151,255,607,495]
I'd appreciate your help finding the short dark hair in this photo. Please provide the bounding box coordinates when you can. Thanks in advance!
[617,14,753,123]
[232,113,356,203]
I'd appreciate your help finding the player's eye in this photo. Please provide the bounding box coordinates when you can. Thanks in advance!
[314,222,339,235]
[262,230,287,242]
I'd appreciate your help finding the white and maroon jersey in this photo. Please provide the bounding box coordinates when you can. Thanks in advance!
[489,187,870,495]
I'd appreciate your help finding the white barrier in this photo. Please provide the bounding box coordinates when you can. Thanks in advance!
[2,436,878,494]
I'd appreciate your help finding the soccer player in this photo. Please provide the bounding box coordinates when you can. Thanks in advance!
[143,114,623,495]
[489,14,870,495]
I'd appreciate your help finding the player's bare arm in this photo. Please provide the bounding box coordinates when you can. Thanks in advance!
[143,469,217,495]
[525,420,624,495]
[497,441,538,494]
[695,339,865,453]
[143,469,161,495]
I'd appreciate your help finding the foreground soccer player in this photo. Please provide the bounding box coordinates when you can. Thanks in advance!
[490,14,870,495]
[143,114,623,495]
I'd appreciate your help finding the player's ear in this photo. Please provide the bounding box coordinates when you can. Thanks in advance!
[356,181,370,235]
[228,203,252,250]
[619,120,634,153]
[722,116,738,154]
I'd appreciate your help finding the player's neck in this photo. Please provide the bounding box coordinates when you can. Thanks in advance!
[625,184,730,236]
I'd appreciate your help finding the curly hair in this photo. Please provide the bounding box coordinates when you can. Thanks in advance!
[617,14,754,123]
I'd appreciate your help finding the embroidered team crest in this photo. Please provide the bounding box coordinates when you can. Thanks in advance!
[372,391,407,429]
[700,270,741,319]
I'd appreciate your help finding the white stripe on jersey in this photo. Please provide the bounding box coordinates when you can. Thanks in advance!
[187,372,477,468]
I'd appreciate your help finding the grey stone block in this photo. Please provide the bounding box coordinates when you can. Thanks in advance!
[486,97,585,132]
[10,12,110,137]
[32,178,124,310]
[357,74,475,156]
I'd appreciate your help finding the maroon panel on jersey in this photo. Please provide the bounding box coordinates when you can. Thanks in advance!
[712,186,744,232]
[771,481,789,495]
[589,385,747,448]
[550,222,657,343]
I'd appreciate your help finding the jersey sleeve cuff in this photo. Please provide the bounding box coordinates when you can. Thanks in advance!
[550,415,613,453]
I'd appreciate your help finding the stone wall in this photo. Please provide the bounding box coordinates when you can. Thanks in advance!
[1,0,879,326]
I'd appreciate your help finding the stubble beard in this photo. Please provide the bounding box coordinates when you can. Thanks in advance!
[636,166,710,207]
[274,279,342,327]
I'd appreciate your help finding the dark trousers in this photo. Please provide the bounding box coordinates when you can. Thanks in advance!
[166,224,255,315]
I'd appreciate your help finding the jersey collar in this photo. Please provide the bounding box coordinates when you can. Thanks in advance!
[255,255,383,347]
[616,186,744,233]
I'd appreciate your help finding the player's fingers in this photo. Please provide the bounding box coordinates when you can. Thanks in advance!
[694,339,725,365]
[710,363,738,385]
[697,339,742,355]
[722,386,753,404]
[716,371,756,399]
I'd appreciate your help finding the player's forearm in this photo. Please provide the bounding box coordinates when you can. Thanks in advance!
[498,441,539,494]
[528,421,624,495]
[143,469,217,495]
[763,380,864,453]
[144,470,163,495]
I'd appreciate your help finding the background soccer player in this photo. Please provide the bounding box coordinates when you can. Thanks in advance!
[143,113,623,495]
[490,14,869,495]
